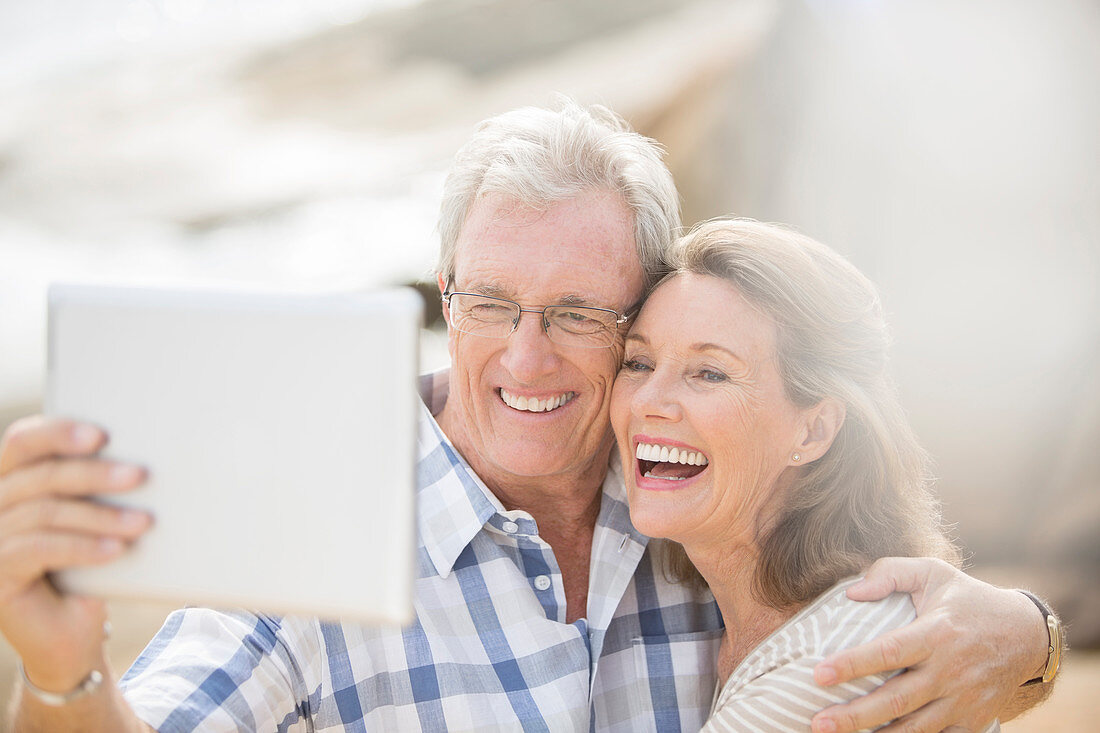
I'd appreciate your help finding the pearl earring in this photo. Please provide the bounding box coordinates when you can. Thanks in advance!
[792,453,801,462]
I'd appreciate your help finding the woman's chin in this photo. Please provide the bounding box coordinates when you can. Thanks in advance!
[628,505,684,543]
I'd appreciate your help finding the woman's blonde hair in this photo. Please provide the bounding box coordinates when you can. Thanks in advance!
[661,218,959,608]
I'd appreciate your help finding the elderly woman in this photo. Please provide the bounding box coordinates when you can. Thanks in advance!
[610,219,998,732]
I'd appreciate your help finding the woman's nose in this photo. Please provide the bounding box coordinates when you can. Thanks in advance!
[631,371,682,422]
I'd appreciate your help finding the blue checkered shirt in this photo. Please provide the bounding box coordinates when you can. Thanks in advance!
[120,372,722,731]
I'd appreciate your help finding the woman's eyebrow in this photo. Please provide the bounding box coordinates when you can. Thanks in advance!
[694,342,746,363]
[625,334,749,366]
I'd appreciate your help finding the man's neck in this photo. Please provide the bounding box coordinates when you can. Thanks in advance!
[508,480,602,625]
[471,461,607,625]
[435,400,609,623]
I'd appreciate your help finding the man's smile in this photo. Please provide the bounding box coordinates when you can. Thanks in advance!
[499,388,578,413]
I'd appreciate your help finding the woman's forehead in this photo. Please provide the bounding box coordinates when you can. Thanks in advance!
[633,273,780,358]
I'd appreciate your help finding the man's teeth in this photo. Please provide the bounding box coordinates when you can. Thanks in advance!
[634,442,709,466]
[500,388,576,413]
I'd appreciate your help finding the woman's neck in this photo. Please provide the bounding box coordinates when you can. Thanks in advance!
[689,543,798,683]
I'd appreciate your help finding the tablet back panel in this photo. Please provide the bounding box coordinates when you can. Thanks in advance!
[47,284,421,625]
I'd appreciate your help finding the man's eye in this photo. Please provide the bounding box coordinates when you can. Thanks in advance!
[551,309,604,333]
[471,302,509,314]
[553,309,597,326]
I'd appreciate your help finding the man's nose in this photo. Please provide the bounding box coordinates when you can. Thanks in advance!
[498,309,560,381]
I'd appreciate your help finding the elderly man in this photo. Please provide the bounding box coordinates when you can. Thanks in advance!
[2,102,1056,732]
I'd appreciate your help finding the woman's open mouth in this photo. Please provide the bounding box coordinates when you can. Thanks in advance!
[634,441,709,481]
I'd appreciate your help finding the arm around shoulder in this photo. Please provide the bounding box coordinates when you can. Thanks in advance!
[811,558,1061,732]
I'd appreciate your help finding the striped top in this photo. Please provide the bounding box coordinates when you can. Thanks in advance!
[701,578,1000,733]
[119,371,723,732]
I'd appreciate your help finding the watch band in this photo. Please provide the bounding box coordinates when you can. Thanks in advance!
[1017,590,1063,686]
[19,662,104,706]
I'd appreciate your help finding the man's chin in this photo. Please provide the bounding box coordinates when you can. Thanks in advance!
[480,442,605,482]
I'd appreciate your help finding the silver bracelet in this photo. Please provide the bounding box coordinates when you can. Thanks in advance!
[18,661,104,706]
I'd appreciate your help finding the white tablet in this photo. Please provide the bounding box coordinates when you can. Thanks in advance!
[46,283,422,626]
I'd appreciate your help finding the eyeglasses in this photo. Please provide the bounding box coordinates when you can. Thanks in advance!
[441,291,636,349]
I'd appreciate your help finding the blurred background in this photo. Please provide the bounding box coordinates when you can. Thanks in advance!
[0,0,1096,729]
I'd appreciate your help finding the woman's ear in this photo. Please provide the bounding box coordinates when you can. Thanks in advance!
[790,397,846,466]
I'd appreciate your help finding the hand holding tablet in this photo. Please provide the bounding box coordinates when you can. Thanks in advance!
[0,415,148,695]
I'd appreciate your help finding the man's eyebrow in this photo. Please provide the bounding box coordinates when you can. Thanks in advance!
[557,294,596,306]
[461,285,602,307]
[466,283,509,297]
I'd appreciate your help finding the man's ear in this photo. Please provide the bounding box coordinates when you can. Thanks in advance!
[790,397,846,466]
[437,273,451,328]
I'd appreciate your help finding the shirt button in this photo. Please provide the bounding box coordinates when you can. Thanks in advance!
[502,521,519,534]
[534,575,551,591]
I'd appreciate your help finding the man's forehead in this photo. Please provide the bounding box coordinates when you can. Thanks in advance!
[454,235,640,270]
[451,192,646,306]
[453,244,642,304]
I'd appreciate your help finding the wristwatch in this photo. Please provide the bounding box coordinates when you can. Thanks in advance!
[1017,590,1064,685]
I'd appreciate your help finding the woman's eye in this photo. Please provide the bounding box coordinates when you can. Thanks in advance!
[699,369,728,383]
[622,358,651,372]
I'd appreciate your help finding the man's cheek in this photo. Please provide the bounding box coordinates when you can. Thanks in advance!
[596,352,624,388]
[446,327,458,359]
[606,344,627,376]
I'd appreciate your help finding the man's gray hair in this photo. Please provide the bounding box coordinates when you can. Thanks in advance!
[436,99,681,290]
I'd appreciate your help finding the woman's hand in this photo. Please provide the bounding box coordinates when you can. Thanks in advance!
[809,557,1051,733]
[0,416,151,692]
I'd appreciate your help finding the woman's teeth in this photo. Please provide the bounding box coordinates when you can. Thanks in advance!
[635,442,708,467]
[636,442,709,482]
[500,388,576,413]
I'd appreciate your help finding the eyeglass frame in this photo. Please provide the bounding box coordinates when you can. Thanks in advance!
[440,287,639,349]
